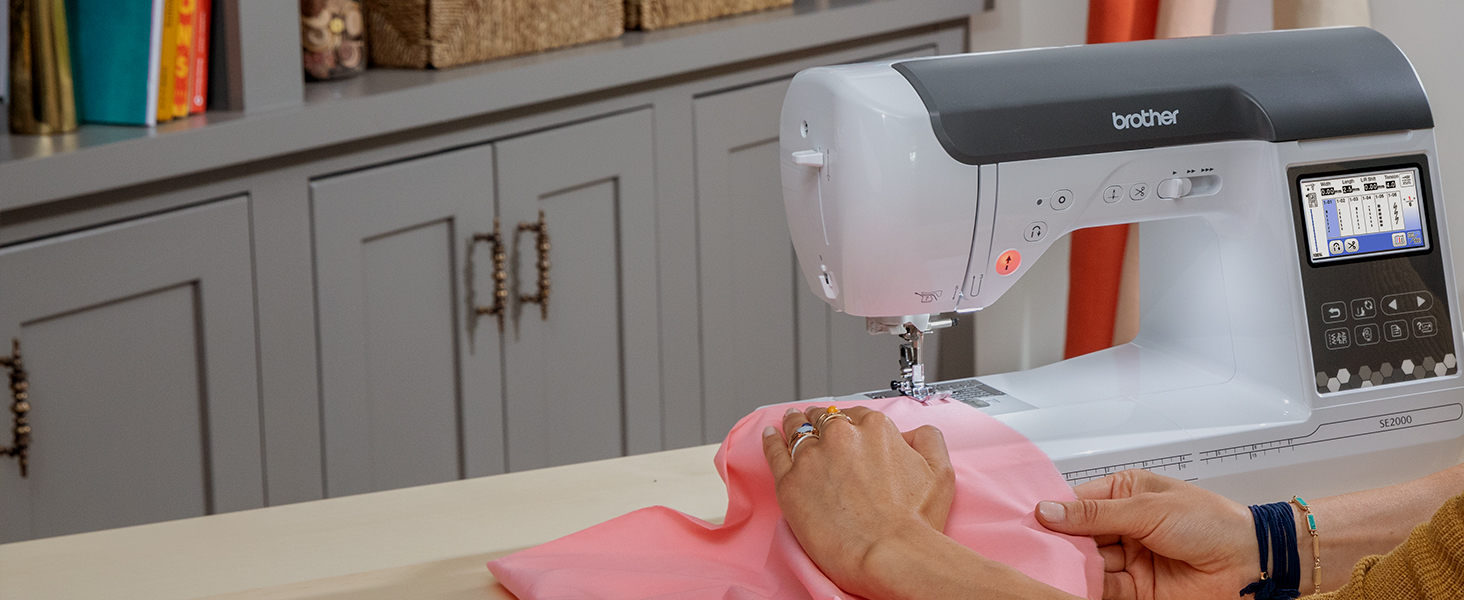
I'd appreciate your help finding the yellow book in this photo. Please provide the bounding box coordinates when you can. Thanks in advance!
[156,0,178,123]
[171,0,196,118]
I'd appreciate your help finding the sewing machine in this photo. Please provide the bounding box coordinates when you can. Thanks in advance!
[780,27,1463,502]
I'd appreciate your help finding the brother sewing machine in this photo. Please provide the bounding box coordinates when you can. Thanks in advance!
[781,27,1463,502]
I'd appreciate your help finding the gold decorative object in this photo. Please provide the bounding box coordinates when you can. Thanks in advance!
[1,339,32,478]
[301,0,366,81]
[518,210,551,321]
[8,0,78,135]
[468,219,509,334]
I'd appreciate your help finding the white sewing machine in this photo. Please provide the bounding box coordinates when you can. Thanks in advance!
[781,27,1463,503]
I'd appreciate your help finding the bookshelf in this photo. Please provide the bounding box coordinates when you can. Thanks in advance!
[0,0,980,212]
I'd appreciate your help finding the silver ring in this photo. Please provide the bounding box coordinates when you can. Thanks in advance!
[790,431,820,463]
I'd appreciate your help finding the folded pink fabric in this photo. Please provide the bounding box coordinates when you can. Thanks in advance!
[489,396,1103,599]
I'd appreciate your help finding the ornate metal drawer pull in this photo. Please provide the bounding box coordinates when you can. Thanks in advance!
[518,210,551,320]
[1,339,31,478]
[467,219,509,333]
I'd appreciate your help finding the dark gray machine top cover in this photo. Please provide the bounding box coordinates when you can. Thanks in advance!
[892,27,1432,165]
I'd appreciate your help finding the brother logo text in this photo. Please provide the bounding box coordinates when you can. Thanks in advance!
[1112,109,1179,130]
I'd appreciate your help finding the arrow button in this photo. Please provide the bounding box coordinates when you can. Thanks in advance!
[1382,291,1433,315]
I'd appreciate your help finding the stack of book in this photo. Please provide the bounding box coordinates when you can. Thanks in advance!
[66,0,213,126]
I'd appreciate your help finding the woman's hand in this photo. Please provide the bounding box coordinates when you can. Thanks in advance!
[1036,469,1258,600]
[761,405,955,597]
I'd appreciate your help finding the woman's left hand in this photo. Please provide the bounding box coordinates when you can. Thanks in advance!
[761,405,955,596]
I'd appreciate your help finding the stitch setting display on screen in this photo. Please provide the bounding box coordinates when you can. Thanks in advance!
[1301,167,1428,264]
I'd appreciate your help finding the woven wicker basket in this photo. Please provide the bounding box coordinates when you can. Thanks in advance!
[625,0,792,31]
[366,0,624,69]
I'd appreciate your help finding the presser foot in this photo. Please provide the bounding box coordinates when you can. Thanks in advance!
[891,321,939,402]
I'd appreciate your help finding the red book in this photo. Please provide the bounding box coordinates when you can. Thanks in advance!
[189,0,211,114]
[171,0,196,117]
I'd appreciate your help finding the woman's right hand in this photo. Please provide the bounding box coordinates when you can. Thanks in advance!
[1036,470,1260,600]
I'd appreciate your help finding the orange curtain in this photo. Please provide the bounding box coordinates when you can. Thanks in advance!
[1064,0,1160,359]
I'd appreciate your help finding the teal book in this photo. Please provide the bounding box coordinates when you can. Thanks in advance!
[65,0,162,126]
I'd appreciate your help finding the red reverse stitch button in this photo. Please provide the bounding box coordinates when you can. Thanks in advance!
[996,249,1021,276]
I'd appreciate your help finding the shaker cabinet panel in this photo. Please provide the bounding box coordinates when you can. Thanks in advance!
[496,109,661,470]
[0,197,263,542]
[695,78,801,440]
[312,143,504,497]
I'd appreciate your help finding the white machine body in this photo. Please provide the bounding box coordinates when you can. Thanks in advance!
[780,28,1463,502]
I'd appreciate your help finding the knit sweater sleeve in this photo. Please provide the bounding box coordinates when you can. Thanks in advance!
[1304,492,1464,600]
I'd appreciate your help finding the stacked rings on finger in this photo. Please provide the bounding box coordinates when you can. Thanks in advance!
[815,406,854,431]
[789,422,819,462]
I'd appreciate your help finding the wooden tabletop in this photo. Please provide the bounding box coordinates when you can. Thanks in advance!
[0,444,727,600]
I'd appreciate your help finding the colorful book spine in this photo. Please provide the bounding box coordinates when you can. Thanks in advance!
[171,0,196,117]
[190,0,211,113]
[146,0,163,125]
[155,0,178,123]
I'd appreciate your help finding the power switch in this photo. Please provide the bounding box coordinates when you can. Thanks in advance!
[1158,177,1193,199]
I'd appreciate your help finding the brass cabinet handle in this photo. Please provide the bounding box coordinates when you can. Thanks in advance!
[0,339,31,478]
[467,219,509,333]
[517,210,550,320]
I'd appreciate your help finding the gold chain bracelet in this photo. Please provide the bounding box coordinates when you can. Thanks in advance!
[1291,496,1321,595]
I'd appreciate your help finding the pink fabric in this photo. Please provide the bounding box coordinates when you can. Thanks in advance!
[489,396,1103,599]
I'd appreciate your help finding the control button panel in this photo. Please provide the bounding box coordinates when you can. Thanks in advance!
[1383,291,1433,315]
[1356,323,1379,346]
[1293,158,1454,396]
[1350,297,1376,320]
[1384,320,1409,342]
[1128,182,1149,201]
[1050,189,1073,210]
[995,249,1021,276]
[1024,221,1047,242]
[1415,316,1438,337]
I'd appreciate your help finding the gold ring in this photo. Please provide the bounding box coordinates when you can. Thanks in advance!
[815,406,854,431]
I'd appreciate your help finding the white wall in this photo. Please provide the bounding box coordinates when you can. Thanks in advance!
[1214,0,1272,33]
[1371,1,1464,291]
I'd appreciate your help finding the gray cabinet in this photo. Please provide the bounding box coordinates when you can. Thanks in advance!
[498,110,661,471]
[694,47,939,439]
[313,109,659,493]
[0,198,264,542]
[312,143,502,497]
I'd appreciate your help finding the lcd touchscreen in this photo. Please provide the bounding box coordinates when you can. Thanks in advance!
[1300,167,1428,264]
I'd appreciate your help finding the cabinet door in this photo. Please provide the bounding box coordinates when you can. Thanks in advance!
[497,109,660,471]
[696,79,916,440]
[0,198,263,542]
[312,144,503,497]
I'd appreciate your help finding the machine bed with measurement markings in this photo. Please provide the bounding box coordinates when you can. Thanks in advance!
[780,27,1462,502]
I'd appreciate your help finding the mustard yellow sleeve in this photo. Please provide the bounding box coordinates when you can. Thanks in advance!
[1304,492,1464,600]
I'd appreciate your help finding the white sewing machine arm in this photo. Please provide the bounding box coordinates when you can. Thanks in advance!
[780,28,1464,502]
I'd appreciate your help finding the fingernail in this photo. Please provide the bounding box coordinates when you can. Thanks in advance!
[785,407,801,416]
[1038,501,1066,524]
[763,426,778,438]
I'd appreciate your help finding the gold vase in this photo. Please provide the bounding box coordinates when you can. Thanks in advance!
[8,0,78,135]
